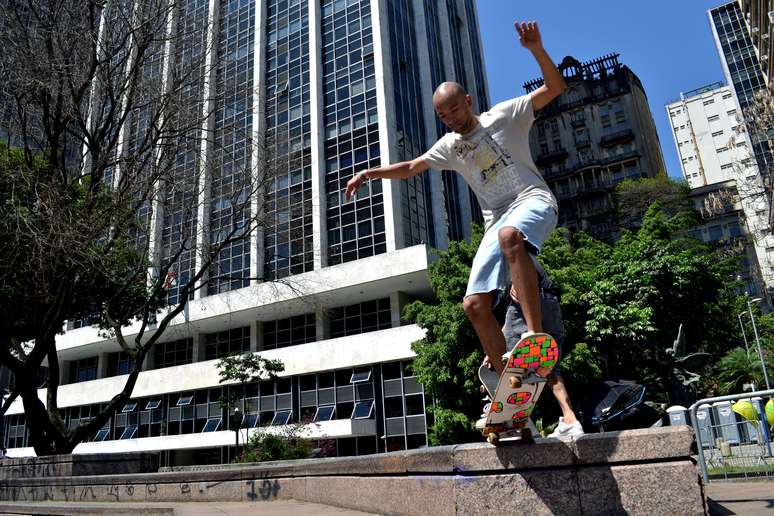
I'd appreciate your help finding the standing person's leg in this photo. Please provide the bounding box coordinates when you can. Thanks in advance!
[503,291,583,435]
[547,375,579,425]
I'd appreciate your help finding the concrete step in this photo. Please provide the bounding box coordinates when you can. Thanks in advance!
[0,500,375,515]
[0,427,707,515]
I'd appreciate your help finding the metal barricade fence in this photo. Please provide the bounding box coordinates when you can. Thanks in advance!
[689,390,774,483]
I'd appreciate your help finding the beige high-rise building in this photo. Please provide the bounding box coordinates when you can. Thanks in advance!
[524,53,665,241]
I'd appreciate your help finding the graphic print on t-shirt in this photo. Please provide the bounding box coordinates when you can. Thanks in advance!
[452,131,512,185]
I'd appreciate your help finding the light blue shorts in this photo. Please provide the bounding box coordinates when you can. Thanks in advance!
[465,197,557,302]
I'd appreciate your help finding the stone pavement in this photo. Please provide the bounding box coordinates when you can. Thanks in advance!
[706,480,774,515]
[0,500,375,515]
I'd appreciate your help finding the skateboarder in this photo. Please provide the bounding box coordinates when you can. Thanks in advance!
[345,21,564,376]
[499,263,584,438]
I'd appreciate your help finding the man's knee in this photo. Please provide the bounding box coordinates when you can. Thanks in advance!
[463,294,491,321]
[498,227,527,260]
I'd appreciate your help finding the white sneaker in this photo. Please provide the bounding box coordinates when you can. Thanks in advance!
[475,403,491,429]
[548,417,584,438]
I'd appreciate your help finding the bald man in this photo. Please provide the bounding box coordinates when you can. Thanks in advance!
[345,22,565,377]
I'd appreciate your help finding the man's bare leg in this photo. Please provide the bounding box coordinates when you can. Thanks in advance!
[463,292,507,375]
[548,376,579,424]
[499,227,542,333]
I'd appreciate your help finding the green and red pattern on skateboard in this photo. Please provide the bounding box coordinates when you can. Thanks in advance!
[507,334,558,377]
[511,407,534,425]
[507,391,531,406]
[481,333,559,444]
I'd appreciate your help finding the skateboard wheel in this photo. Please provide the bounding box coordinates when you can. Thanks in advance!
[487,432,500,445]
[521,428,533,441]
[509,376,521,388]
[480,385,486,394]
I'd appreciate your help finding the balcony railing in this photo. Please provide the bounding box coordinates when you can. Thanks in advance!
[603,150,639,164]
[535,148,568,166]
[600,128,634,147]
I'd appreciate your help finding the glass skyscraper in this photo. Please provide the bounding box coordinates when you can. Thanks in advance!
[710,1,771,168]
[6,0,490,464]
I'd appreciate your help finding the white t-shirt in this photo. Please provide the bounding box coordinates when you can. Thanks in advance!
[422,94,557,229]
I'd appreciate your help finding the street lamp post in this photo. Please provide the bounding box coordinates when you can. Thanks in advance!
[738,311,751,357]
[746,296,771,390]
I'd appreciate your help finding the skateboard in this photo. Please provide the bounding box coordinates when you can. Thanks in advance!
[479,333,558,444]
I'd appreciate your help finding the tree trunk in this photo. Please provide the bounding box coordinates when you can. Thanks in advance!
[19,383,74,456]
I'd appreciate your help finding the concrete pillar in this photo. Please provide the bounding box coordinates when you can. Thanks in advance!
[250,0,268,286]
[370,0,401,252]
[308,0,327,270]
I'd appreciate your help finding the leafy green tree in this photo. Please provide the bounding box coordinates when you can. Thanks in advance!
[715,347,773,394]
[215,352,284,454]
[408,203,745,444]
[613,171,698,232]
[582,204,739,395]
[0,1,277,455]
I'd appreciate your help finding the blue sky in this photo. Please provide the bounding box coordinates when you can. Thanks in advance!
[476,1,729,179]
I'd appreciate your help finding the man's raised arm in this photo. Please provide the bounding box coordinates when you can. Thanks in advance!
[516,21,566,112]
[344,157,429,202]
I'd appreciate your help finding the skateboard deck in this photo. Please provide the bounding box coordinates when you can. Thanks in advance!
[478,364,543,440]
[481,333,558,444]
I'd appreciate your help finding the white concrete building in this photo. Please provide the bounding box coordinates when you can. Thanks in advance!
[666,83,753,189]
[3,0,489,465]
[667,82,772,298]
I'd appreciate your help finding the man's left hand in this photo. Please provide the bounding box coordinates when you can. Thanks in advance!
[515,21,543,52]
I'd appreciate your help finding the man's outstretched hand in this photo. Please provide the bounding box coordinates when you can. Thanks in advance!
[345,171,366,202]
[515,21,543,52]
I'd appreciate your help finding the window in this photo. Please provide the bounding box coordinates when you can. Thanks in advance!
[242,414,259,428]
[313,405,335,422]
[727,109,737,116]
[721,163,734,169]
[271,410,292,425]
[351,370,372,383]
[176,394,194,406]
[202,418,222,432]
[94,428,110,442]
[262,314,316,350]
[352,400,374,419]
[106,351,132,377]
[708,115,720,122]
[723,93,733,99]
[153,338,193,369]
[329,298,391,338]
[145,400,161,410]
[703,99,715,105]
[119,426,137,440]
[712,130,724,137]
[717,147,728,152]
[204,327,250,360]
[71,357,98,383]
[121,403,137,413]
